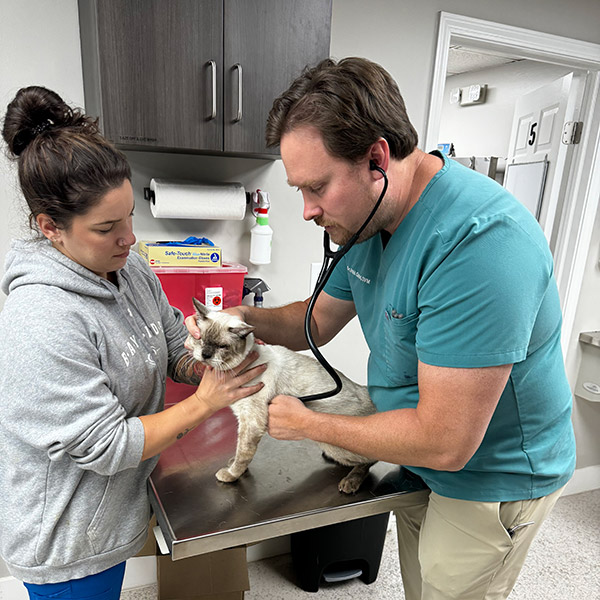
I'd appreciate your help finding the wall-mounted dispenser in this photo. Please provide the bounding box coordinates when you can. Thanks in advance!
[249,190,273,265]
[243,277,270,307]
[575,331,600,402]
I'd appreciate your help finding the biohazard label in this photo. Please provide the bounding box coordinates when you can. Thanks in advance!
[205,287,223,310]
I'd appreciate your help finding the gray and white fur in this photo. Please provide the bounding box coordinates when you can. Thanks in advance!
[186,299,377,493]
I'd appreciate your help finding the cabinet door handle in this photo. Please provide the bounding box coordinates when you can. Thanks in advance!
[208,60,217,120]
[233,63,242,122]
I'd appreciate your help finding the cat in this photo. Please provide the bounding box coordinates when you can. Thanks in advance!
[186,298,377,493]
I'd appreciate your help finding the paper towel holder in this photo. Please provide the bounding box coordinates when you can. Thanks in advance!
[143,187,156,205]
[143,186,253,208]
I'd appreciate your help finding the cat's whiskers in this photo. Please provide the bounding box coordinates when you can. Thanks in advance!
[206,356,232,373]
[182,353,196,369]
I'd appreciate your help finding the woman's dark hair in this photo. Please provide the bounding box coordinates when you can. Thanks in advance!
[2,86,131,231]
[266,57,418,162]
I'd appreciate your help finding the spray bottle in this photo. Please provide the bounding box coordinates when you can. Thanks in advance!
[243,277,270,307]
[249,190,273,265]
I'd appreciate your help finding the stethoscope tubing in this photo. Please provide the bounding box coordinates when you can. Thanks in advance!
[299,164,388,402]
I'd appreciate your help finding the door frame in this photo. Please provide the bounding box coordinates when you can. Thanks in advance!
[425,12,600,356]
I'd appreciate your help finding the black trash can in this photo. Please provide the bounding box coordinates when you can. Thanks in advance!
[291,512,390,592]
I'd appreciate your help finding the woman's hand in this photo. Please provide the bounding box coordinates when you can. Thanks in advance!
[193,350,266,413]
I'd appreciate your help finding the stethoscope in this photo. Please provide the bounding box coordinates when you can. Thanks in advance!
[298,160,388,402]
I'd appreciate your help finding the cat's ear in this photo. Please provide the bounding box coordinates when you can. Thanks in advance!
[192,298,210,320]
[229,324,255,339]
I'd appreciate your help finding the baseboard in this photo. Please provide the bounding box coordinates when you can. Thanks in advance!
[123,555,157,590]
[0,559,159,597]
[246,536,291,562]
[564,464,600,496]
[0,575,29,599]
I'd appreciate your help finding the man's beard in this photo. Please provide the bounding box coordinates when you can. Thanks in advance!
[315,205,389,246]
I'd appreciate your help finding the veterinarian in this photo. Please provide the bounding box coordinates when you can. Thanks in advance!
[0,86,265,600]
[187,57,575,600]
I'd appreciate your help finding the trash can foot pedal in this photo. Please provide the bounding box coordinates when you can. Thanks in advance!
[323,568,363,583]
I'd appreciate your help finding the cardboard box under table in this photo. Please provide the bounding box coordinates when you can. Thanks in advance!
[157,547,249,600]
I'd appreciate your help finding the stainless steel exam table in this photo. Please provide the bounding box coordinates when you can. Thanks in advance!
[149,405,425,561]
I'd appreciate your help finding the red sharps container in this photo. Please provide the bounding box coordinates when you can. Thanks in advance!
[152,263,247,402]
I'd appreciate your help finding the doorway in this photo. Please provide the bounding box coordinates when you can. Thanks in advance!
[426,12,600,356]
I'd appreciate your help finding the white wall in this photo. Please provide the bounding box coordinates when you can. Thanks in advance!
[439,60,572,158]
[1,0,599,585]
[565,202,600,472]
[0,0,85,284]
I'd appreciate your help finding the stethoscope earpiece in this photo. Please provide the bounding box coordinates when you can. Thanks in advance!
[369,160,386,177]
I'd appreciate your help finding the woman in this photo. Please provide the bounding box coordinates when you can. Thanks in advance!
[0,86,265,600]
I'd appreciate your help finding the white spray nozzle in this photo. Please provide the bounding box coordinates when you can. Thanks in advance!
[251,189,270,217]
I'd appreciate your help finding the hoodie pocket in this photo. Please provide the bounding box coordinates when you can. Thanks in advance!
[86,471,149,554]
[383,308,419,386]
[86,476,114,553]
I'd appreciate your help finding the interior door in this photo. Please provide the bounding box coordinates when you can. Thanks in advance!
[224,0,332,156]
[504,73,582,251]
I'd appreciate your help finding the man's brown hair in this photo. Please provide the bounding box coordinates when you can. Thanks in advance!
[266,57,418,162]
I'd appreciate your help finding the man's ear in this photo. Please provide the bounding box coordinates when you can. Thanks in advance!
[368,137,390,178]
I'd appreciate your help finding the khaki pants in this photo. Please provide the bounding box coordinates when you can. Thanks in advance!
[393,486,565,600]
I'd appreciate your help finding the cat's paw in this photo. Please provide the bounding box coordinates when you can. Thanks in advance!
[338,463,372,494]
[216,467,239,483]
[338,474,361,494]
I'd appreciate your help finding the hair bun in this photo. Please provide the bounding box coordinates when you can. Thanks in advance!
[2,85,90,156]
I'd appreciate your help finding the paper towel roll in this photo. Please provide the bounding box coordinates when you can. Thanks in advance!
[149,179,246,220]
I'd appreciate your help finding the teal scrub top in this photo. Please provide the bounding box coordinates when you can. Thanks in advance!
[324,152,575,502]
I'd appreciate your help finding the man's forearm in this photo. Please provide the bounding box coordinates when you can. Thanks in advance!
[238,300,313,350]
[232,292,356,351]
[297,408,465,472]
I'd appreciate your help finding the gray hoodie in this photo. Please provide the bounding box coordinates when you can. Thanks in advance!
[0,239,189,584]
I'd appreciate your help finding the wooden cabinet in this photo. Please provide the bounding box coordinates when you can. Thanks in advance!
[78,0,331,157]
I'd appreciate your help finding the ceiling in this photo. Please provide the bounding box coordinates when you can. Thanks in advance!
[447,45,524,76]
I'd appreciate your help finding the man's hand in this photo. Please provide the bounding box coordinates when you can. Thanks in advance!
[184,306,246,340]
[268,394,312,440]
